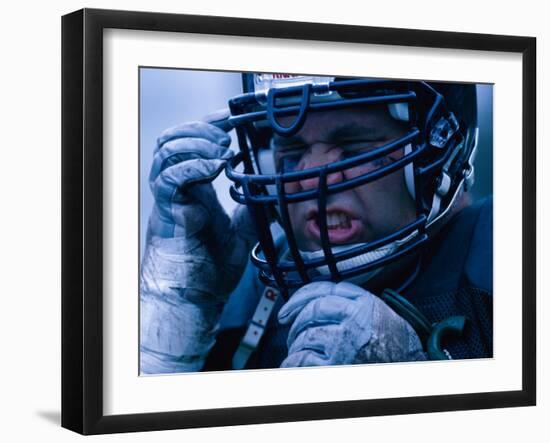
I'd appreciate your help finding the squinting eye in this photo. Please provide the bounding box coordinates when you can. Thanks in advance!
[341,146,378,160]
[341,144,378,158]
[341,142,398,166]
[341,152,396,171]
[364,156,398,170]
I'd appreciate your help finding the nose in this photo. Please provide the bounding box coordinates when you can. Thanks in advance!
[297,145,345,190]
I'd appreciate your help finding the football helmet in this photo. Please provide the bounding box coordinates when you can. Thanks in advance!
[224,73,478,294]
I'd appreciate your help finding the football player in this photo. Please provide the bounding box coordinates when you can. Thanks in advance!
[140,74,492,373]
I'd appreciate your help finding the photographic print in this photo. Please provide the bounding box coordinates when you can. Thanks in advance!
[138,69,494,374]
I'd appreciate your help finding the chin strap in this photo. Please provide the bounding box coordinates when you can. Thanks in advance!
[232,286,280,370]
[297,229,419,287]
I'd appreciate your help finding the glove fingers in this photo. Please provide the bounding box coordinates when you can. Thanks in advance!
[287,324,343,357]
[150,159,226,238]
[150,137,232,186]
[152,157,226,203]
[156,121,231,152]
[278,282,336,324]
[278,281,369,325]
[331,281,374,299]
[280,349,328,368]
[285,295,356,344]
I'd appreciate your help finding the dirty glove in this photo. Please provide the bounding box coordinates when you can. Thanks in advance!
[278,281,426,368]
[140,120,256,374]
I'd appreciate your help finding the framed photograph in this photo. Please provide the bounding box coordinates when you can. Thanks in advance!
[61,8,536,435]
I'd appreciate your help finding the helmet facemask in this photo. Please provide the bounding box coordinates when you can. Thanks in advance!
[225,74,476,295]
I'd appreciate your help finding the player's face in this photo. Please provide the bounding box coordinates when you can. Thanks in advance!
[272,105,416,252]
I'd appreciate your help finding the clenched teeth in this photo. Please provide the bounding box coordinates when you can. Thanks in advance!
[324,211,352,229]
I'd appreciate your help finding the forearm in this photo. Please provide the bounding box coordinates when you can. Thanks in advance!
[140,291,222,373]
[139,236,226,374]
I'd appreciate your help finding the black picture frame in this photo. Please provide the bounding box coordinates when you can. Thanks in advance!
[61,8,536,435]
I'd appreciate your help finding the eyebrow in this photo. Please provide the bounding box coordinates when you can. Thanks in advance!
[272,122,384,149]
[328,123,383,142]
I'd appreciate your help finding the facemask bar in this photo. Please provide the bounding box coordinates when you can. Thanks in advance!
[267,82,312,136]
[227,129,422,204]
[226,136,427,292]
[228,79,418,130]
[250,216,429,289]
[225,78,465,292]
[228,132,429,291]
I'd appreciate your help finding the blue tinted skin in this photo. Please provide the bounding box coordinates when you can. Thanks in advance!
[272,105,417,253]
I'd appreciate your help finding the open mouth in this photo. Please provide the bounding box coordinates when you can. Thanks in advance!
[326,212,352,229]
[306,209,362,244]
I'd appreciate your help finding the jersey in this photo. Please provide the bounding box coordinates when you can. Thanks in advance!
[202,196,493,371]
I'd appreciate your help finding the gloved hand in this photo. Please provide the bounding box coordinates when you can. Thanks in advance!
[278,281,426,368]
[140,120,256,373]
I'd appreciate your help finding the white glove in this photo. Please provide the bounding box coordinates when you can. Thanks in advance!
[278,281,426,367]
[140,121,256,373]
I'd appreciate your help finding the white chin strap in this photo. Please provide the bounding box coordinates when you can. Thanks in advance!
[297,230,418,286]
